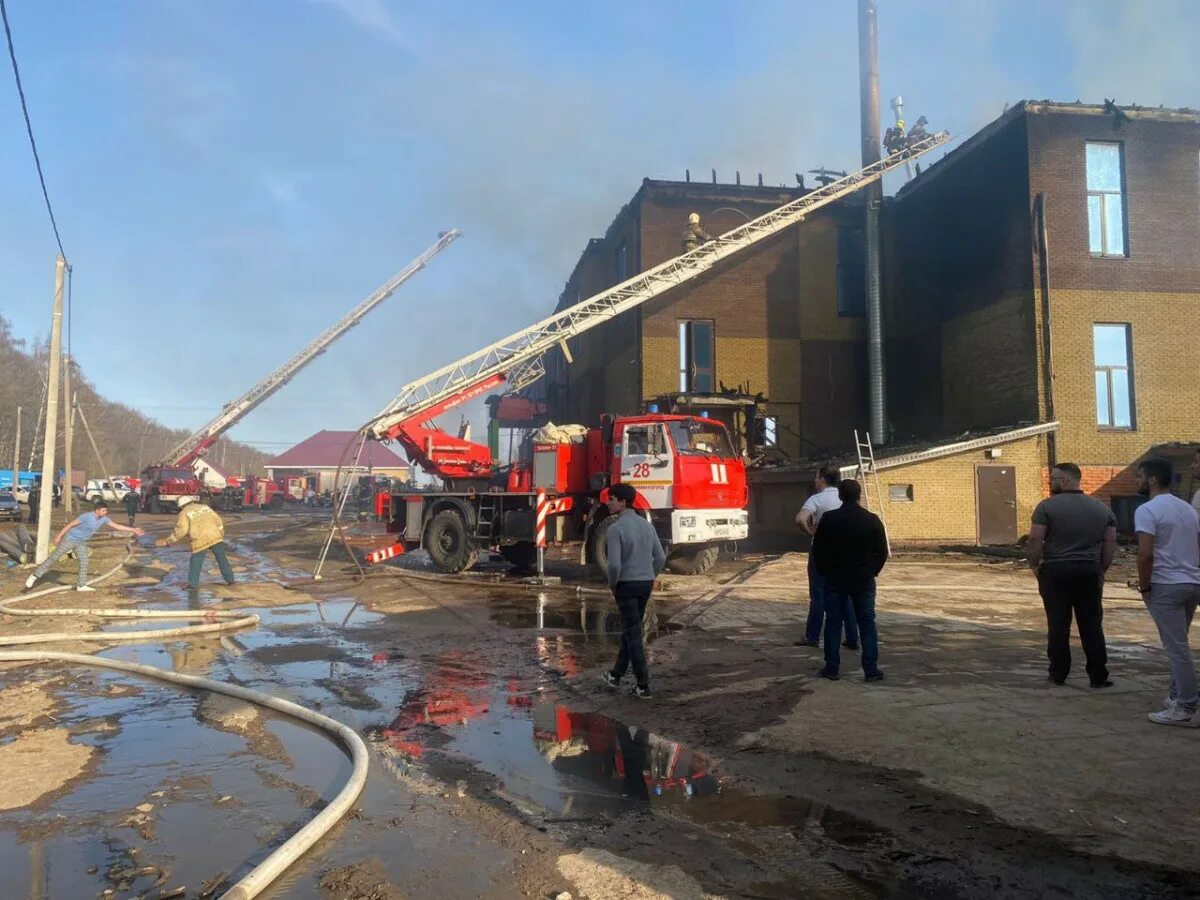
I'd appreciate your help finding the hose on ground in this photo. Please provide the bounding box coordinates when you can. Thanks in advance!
[0,535,368,900]
[0,650,369,900]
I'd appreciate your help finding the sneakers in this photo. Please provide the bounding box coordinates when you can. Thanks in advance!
[23,575,37,591]
[629,685,652,700]
[1090,679,1114,689]
[599,671,620,690]
[1148,706,1199,728]
[76,585,96,592]
[864,670,885,683]
[817,668,839,681]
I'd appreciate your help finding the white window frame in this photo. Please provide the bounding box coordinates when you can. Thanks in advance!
[1085,142,1128,257]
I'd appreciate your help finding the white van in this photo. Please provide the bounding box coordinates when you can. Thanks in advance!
[84,479,131,503]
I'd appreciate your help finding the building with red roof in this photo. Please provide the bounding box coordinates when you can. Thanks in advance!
[265,430,410,494]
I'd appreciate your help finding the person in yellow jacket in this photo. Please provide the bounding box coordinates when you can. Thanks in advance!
[155,500,235,589]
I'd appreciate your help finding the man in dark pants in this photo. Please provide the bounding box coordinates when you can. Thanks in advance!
[812,479,889,682]
[599,482,667,700]
[795,464,859,650]
[1026,462,1116,687]
[27,481,39,526]
[123,490,140,527]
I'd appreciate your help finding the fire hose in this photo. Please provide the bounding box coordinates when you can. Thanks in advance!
[0,540,369,900]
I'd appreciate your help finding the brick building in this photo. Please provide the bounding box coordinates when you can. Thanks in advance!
[520,100,1200,545]
[886,101,1200,520]
[537,178,870,460]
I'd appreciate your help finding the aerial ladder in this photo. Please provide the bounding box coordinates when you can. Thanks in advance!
[316,132,951,576]
[139,230,461,512]
[364,132,951,466]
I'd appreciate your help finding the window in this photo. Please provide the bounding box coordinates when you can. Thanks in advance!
[1093,324,1135,428]
[836,226,866,316]
[625,424,667,456]
[616,242,628,281]
[762,416,778,447]
[678,320,715,392]
[888,484,914,502]
[1086,143,1127,256]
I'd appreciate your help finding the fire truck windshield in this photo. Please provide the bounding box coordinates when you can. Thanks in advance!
[158,468,192,481]
[668,420,735,458]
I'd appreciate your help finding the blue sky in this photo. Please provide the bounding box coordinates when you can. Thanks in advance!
[1,0,1196,456]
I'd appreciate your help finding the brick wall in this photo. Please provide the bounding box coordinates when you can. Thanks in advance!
[878,435,1047,543]
[747,433,1048,547]
[1044,288,1200,465]
[884,110,1038,441]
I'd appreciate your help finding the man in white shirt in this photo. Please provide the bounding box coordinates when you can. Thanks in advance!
[794,465,859,650]
[1134,457,1200,727]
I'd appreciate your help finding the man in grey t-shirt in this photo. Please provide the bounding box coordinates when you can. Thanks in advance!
[1026,462,1116,687]
[1134,457,1200,727]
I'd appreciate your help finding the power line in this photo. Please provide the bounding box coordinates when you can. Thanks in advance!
[0,0,67,260]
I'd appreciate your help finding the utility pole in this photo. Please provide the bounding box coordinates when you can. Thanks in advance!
[62,355,74,515]
[859,0,887,445]
[35,255,66,563]
[11,406,20,496]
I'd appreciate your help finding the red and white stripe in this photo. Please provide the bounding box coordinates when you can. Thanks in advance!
[535,490,548,548]
[366,543,405,565]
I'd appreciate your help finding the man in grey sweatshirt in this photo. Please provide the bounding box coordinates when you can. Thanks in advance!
[600,482,667,699]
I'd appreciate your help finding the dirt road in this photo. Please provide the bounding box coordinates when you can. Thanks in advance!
[0,512,1195,899]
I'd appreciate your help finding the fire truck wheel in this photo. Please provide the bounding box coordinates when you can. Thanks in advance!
[500,542,537,573]
[588,515,615,582]
[149,495,162,515]
[665,544,719,575]
[268,494,284,510]
[426,509,479,574]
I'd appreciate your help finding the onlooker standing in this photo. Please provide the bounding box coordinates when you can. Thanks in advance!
[795,465,859,650]
[27,481,39,526]
[599,483,667,700]
[156,499,236,590]
[1134,457,1200,727]
[24,501,145,592]
[123,490,140,527]
[1026,463,1116,687]
[811,479,888,682]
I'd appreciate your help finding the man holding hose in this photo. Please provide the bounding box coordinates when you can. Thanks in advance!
[156,499,236,590]
[24,501,145,592]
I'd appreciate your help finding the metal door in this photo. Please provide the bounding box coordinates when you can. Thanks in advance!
[976,465,1017,545]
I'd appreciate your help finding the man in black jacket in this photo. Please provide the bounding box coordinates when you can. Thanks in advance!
[811,479,889,682]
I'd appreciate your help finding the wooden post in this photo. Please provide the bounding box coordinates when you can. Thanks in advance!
[35,255,66,563]
[10,406,19,497]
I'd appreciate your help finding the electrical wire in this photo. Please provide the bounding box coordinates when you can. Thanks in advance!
[0,0,67,260]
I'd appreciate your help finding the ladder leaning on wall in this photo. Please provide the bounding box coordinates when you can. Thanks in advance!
[854,430,891,556]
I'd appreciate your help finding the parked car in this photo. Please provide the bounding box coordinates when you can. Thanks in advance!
[83,479,131,504]
[11,485,29,504]
[0,492,21,521]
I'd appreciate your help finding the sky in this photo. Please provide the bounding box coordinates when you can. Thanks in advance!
[0,0,1196,457]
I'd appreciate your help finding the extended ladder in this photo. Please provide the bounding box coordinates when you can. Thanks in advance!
[365,132,951,440]
[157,230,462,467]
[854,430,891,555]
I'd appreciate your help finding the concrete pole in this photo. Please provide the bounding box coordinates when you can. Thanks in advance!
[62,356,73,515]
[11,406,20,496]
[859,0,887,445]
[35,255,66,563]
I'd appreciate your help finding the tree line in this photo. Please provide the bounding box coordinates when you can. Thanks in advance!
[0,315,268,481]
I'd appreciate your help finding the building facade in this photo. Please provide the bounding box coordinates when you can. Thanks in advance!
[523,101,1200,545]
[886,101,1200,505]
[539,179,870,461]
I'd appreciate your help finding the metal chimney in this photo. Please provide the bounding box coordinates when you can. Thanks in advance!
[859,0,886,444]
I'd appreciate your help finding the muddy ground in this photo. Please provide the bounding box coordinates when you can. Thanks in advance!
[0,510,1196,899]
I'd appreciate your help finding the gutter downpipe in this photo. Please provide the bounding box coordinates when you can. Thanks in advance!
[859,0,886,444]
[1035,192,1057,467]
